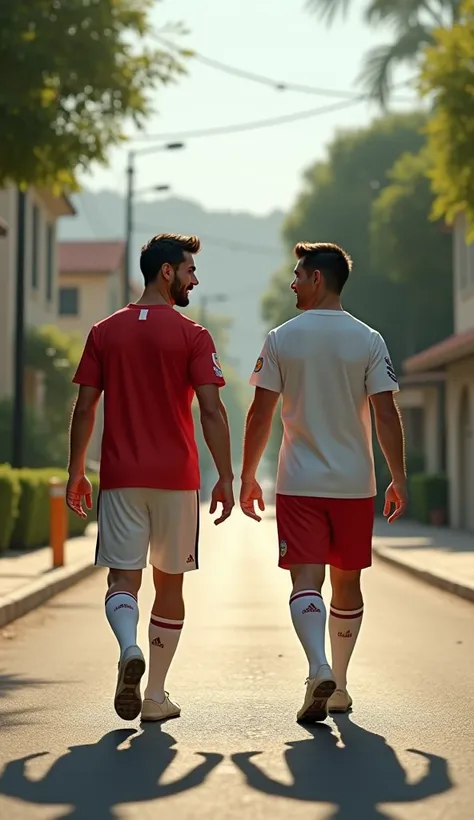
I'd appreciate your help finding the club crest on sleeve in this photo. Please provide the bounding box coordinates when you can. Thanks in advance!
[254,356,264,373]
[212,352,223,378]
[279,539,288,557]
[384,356,397,383]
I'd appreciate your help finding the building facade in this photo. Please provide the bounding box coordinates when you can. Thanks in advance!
[403,213,474,531]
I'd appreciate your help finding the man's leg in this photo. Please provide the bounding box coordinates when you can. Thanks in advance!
[328,567,364,712]
[97,489,149,721]
[141,489,198,722]
[276,494,336,722]
[325,497,374,713]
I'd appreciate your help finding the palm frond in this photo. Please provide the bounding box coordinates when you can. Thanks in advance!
[304,0,354,24]
[357,24,434,106]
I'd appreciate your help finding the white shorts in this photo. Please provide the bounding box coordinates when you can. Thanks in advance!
[95,488,200,574]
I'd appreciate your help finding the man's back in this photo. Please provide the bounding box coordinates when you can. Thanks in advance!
[73,304,225,490]
[256,309,398,498]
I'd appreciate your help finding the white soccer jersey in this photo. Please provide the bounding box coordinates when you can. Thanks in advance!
[250,310,399,499]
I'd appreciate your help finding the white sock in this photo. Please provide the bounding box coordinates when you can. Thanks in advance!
[144,615,184,703]
[290,590,329,678]
[329,605,364,690]
[105,591,139,658]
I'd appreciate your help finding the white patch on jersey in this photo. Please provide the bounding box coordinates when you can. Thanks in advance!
[212,352,223,378]
[139,309,148,321]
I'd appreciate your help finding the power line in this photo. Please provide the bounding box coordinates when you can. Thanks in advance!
[155,35,416,103]
[134,97,365,142]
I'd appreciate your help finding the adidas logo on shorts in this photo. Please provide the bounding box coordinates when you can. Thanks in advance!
[186,554,195,564]
[152,636,164,648]
[302,602,321,614]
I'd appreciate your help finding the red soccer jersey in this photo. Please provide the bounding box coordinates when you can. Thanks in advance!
[73,304,225,490]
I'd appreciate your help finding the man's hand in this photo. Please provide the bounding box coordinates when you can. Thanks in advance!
[209,478,234,525]
[384,480,408,523]
[240,478,265,522]
[66,474,93,519]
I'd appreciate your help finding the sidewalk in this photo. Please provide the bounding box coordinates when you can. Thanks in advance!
[0,525,99,629]
[373,517,474,603]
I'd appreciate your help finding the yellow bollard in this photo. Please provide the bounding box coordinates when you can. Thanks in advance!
[49,477,67,568]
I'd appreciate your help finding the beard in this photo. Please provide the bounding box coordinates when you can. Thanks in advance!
[171,279,192,308]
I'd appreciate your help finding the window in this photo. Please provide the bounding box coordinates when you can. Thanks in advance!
[59,286,79,316]
[46,223,54,302]
[31,204,39,289]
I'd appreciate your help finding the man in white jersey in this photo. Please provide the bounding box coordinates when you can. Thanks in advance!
[240,242,407,723]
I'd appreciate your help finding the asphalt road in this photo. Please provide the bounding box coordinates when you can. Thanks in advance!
[0,508,473,820]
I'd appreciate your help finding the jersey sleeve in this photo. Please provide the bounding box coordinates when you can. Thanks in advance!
[249,331,282,394]
[365,332,399,396]
[72,327,103,391]
[189,328,226,389]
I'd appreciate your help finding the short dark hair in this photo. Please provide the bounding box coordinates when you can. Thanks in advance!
[140,233,201,286]
[294,242,353,294]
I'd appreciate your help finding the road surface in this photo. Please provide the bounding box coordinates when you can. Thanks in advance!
[0,508,473,819]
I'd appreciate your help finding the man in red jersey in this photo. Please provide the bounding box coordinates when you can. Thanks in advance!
[67,233,234,723]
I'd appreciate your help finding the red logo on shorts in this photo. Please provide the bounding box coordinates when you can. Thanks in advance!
[302,603,321,614]
[186,554,195,564]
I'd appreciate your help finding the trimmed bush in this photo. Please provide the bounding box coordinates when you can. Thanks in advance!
[8,467,100,550]
[0,465,21,551]
[409,473,449,525]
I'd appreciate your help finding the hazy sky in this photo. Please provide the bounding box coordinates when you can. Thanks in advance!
[82,0,418,215]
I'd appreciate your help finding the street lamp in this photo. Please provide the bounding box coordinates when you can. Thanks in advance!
[124,142,185,304]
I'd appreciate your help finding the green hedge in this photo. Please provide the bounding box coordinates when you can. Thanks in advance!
[0,465,21,550]
[409,473,449,525]
[0,466,99,551]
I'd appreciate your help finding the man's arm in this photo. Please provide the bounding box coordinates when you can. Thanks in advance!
[370,391,407,522]
[241,387,280,482]
[67,385,102,517]
[195,384,234,524]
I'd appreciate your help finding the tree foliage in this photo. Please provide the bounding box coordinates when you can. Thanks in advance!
[370,149,453,355]
[421,0,474,234]
[262,112,452,369]
[305,0,461,104]
[0,0,186,188]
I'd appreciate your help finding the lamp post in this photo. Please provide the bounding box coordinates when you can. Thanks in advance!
[124,141,184,305]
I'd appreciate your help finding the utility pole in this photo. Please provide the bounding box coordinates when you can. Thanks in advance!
[12,189,27,468]
[123,142,184,306]
[124,151,134,306]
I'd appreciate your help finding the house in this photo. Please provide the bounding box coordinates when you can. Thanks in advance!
[56,240,127,464]
[402,213,474,531]
[56,240,126,335]
[0,185,75,401]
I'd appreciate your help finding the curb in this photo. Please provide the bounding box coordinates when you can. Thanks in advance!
[0,559,98,630]
[373,545,474,604]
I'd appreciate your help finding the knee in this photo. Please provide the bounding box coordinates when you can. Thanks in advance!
[107,569,142,598]
[290,564,326,594]
[330,568,362,607]
[153,569,183,597]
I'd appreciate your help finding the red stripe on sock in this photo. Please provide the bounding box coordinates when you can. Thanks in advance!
[290,591,322,605]
[330,608,364,620]
[150,618,183,631]
[105,591,137,604]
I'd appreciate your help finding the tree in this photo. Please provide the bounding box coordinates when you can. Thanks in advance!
[370,149,453,358]
[0,1,186,188]
[305,0,461,105]
[0,325,82,467]
[421,0,474,234]
[263,112,428,361]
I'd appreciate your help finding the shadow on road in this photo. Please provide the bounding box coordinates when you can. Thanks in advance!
[232,715,453,819]
[0,671,51,728]
[0,725,223,818]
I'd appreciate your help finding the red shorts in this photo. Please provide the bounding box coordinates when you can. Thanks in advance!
[276,494,375,571]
